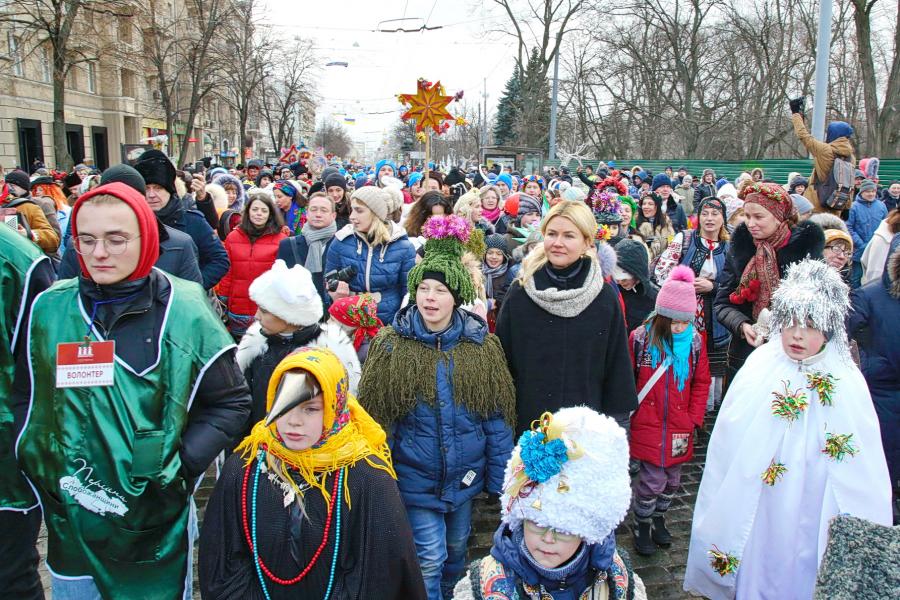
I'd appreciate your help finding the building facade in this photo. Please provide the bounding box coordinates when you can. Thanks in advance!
[0,2,241,172]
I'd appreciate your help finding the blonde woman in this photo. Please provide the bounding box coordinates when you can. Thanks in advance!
[324,186,416,323]
[495,200,638,435]
[454,188,494,234]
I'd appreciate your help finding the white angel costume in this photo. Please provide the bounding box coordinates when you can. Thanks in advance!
[683,260,892,600]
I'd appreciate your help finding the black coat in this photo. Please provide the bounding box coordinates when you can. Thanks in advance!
[199,454,427,600]
[276,235,333,304]
[621,282,659,334]
[714,220,825,369]
[496,258,638,435]
[156,196,230,289]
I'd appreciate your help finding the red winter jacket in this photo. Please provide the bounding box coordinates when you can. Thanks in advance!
[628,326,710,467]
[218,227,287,317]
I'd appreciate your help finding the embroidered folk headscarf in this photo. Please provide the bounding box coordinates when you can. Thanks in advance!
[730,181,796,319]
[328,294,384,351]
[236,347,395,507]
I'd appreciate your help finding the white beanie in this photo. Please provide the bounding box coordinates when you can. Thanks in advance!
[351,186,390,221]
[249,260,322,327]
[501,406,631,544]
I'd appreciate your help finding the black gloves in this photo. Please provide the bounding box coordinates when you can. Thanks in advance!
[789,96,806,115]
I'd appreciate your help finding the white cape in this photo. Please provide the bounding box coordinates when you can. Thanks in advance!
[683,339,892,600]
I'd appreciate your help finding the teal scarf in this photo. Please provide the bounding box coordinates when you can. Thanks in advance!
[646,320,693,391]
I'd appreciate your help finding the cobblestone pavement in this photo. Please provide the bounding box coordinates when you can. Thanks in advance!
[37,414,715,599]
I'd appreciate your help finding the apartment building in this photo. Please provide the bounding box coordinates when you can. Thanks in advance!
[0,2,240,171]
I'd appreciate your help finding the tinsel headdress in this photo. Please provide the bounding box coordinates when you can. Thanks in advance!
[501,406,631,544]
[590,190,624,225]
[769,259,850,354]
[407,214,476,304]
[595,171,628,196]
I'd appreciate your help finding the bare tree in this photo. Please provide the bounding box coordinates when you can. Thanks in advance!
[314,121,353,158]
[850,0,900,157]
[219,0,274,159]
[1,0,130,169]
[259,39,316,153]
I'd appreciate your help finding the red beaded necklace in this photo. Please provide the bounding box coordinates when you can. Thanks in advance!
[241,454,340,585]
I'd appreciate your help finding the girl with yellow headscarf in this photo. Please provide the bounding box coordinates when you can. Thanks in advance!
[199,347,426,599]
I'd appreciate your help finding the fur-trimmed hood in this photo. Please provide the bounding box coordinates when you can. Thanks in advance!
[729,220,825,275]
[885,236,900,299]
[808,212,849,234]
[236,320,362,393]
[596,240,618,278]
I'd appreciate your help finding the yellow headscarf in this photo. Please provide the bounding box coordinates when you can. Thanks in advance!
[235,347,395,508]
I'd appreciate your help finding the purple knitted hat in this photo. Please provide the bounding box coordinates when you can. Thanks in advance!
[656,265,696,321]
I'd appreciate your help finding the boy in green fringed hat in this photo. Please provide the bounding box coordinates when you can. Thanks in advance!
[359,214,517,600]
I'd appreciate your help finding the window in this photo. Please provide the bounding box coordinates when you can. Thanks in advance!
[40,47,51,83]
[118,16,132,44]
[87,62,96,93]
[121,68,135,97]
[67,68,77,90]
[7,32,22,77]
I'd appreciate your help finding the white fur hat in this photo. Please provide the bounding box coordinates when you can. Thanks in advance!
[501,406,631,545]
[249,260,323,327]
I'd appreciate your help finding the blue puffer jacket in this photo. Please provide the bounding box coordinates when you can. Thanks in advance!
[847,193,888,261]
[388,306,514,512]
[324,222,416,323]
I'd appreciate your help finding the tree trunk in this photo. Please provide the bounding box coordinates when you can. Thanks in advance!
[53,66,72,171]
[851,0,880,155]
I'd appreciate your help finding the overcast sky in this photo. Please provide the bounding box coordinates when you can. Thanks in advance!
[259,0,517,154]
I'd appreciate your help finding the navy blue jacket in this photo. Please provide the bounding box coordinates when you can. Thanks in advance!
[848,235,900,480]
[58,220,203,286]
[388,306,513,512]
[276,234,333,305]
[324,223,416,323]
[666,199,688,232]
[156,196,229,289]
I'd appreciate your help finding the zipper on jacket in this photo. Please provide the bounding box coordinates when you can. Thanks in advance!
[364,242,374,292]
[661,370,669,468]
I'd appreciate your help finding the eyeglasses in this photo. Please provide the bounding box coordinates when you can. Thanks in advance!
[524,520,580,543]
[74,234,140,256]
[824,245,849,257]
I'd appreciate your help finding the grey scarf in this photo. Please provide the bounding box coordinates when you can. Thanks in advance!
[481,261,509,299]
[524,258,603,317]
[301,221,337,273]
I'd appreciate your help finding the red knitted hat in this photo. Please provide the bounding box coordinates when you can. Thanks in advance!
[656,265,696,322]
[71,182,160,282]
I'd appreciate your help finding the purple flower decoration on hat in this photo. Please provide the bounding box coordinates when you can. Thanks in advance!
[422,214,472,243]
[590,190,621,215]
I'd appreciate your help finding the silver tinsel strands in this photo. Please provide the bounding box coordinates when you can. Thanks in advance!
[769,259,851,356]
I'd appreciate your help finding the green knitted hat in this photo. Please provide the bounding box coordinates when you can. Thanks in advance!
[407,215,476,304]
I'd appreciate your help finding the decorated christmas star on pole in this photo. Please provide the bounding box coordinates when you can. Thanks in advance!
[398,78,466,184]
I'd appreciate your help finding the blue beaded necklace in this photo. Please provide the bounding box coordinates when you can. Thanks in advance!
[250,451,344,600]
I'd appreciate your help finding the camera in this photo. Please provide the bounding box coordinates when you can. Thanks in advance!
[324,265,358,292]
[789,96,806,114]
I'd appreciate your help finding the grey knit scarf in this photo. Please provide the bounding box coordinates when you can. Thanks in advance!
[301,221,337,273]
[524,258,603,317]
[482,261,509,299]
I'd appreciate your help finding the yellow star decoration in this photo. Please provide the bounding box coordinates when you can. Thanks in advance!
[399,79,456,134]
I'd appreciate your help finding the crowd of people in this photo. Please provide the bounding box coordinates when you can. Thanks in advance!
[1,108,898,600]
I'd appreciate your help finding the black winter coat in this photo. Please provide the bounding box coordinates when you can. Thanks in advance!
[156,196,230,289]
[276,235,334,304]
[199,454,427,600]
[621,282,659,334]
[496,258,638,435]
[714,221,825,370]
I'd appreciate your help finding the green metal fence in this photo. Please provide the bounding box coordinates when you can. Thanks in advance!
[542,158,900,185]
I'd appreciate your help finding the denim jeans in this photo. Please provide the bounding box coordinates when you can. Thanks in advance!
[51,576,102,600]
[406,500,473,600]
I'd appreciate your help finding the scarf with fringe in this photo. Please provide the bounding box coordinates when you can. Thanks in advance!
[235,348,395,510]
[358,326,516,429]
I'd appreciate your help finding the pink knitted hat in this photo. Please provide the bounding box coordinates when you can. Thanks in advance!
[656,265,696,322]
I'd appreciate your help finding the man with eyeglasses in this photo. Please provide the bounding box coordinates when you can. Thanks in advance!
[12,182,250,599]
